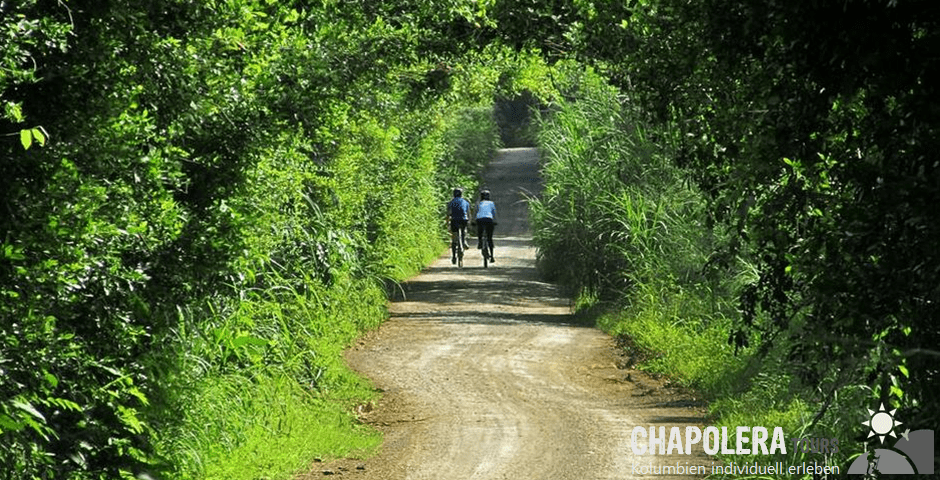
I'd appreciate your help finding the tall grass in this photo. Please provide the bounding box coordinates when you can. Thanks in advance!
[151,268,388,480]
[532,67,715,307]
[530,67,848,477]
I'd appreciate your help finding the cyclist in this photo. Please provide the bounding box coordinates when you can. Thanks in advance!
[446,188,471,264]
[475,189,496,263]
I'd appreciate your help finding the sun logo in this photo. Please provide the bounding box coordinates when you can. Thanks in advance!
[863,403,903,443]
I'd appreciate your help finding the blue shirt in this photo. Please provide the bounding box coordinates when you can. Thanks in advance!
[448,197,470,221]
[475,200,496,219]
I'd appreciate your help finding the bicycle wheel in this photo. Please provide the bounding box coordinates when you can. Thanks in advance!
[452,237,465,267]
[484,235,496,263]
[483,234,493,268]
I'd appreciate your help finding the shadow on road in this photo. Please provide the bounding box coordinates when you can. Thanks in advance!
[386,235,588,328]
[388,310,589,328]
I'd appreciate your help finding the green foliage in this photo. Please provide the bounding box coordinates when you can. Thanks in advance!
[617,0,940,461]
[529,61,860,475]
[153,273,388,480]
[531,64,715,303]
[1,1,507,478]
[511,0,940,474]
[596,281,743,396]
[0,0,72,127]
[439,106,502,196]
[530,63,754,402]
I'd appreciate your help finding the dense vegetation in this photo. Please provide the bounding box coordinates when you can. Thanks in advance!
[531,63,822,472]
[522,0,940,475]
[4,0,939,478]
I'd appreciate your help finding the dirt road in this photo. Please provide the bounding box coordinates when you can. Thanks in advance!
[307,148,711,479]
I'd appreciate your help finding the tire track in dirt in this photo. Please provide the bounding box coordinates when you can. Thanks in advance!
[302,148,712,479]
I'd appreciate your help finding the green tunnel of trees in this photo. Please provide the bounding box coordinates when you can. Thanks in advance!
[2,1,938,478]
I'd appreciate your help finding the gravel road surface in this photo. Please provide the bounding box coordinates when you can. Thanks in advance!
[301,148,711,480]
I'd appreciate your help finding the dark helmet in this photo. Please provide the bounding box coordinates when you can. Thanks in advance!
[453,188,463,197]
[480,189,490,200]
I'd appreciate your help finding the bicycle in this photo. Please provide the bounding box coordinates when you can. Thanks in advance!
[451,226,466,268]
[447,187,470,268]
[475,220,496,268]
[481,236,492,268]
[473,189,497,268]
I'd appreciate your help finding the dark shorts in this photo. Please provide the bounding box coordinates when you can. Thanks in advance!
[476,218,495,241]
[450,219,468,233]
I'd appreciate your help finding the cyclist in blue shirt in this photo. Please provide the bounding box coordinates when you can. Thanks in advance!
[446,188,471,263]
[475,189,496,262]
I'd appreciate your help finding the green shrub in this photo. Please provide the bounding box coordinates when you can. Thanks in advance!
[0,2,507,478]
